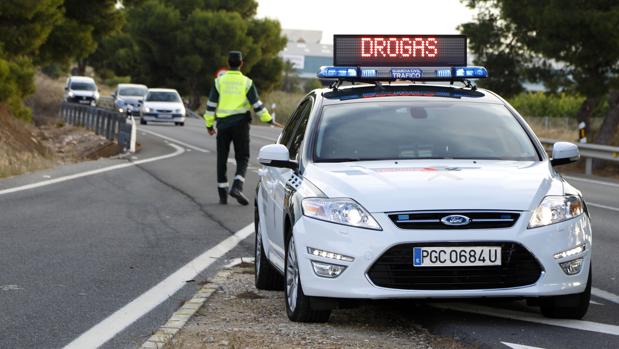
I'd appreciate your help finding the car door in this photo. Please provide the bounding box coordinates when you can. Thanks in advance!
[270,98,313,269]
[260,100,306,266]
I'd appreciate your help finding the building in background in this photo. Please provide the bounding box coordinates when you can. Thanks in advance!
[281,29,332,79]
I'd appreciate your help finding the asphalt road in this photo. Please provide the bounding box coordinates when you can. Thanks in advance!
[0,118,618,349]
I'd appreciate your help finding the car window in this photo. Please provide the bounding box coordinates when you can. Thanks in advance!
[119,87,147,96]
[314,101,539,162]
[70,82,96,91]
[288,101,312,160]
[146,92,180,102]
[279,100,309,147]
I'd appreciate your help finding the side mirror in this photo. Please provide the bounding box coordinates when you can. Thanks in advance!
[258,144,298,170]
[64,87,69,91]
[551,142,580,166]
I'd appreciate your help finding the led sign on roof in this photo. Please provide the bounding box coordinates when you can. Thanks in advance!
[334,35,467,67]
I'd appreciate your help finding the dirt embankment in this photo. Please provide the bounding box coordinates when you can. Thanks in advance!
[0,73,120,179]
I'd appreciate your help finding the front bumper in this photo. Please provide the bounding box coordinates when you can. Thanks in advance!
[293,212,592,299]
[141,113,185,122]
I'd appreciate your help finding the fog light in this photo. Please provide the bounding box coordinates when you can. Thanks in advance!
[311,261,346,278]
[554,244,585,260]
[560,258,584,275]
[307,247,354,262]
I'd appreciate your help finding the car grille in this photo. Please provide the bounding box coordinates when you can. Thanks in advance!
[388,211,520,229]
[367,242,542,290]
[156,109,172,113]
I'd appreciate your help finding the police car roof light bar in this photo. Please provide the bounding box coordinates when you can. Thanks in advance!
[317,66,488,83]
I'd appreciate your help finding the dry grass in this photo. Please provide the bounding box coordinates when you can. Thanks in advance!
[261,90,306,125]
[0,105,55,178]
[26,73,66,125]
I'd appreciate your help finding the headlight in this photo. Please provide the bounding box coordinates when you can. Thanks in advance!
[174,108,182,113]
[302,198,381,230]
[143,106,151,112]
[528,195,584,228]
[68,91,75,97]
[118,108,124,113]
[94,91,100,99]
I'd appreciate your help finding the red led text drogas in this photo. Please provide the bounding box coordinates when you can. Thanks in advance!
[360,37,438,58]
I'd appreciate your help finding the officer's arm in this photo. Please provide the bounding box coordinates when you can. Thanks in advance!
[204,80,219,129]
[246,82,273,124]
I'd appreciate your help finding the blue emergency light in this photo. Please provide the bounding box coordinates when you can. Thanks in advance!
[319,34,488,83]
[317,66,488,81]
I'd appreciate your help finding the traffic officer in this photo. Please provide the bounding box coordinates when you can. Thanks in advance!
[204,51,273,205]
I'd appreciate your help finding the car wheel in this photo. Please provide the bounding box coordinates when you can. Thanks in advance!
[140,119,147,125]
[285,235,331,323]
[254,207,284,290]
[540,266,591,319]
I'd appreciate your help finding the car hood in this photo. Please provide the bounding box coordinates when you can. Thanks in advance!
[303,160,562,212]
[71,90,96,97]
[143,101,183,110]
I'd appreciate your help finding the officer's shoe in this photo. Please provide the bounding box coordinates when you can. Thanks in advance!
[218,188,228,205]
[229,179,249,206]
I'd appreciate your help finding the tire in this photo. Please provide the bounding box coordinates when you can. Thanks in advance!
[285,235,331,322]
[254,207,284,290]
[179,122,185,126]
[540,266,591,319]
[140,119,147,125]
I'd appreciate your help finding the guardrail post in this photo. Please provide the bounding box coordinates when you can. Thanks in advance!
[95,109,101,135]
[585,158,593,176]
[105,111,113,140]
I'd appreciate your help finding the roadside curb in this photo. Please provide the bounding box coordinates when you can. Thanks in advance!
[140,257,254,349]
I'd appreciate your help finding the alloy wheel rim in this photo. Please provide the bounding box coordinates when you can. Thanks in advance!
[286,237,299,312]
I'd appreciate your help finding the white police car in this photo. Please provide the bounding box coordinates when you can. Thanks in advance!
[255,35,592,323]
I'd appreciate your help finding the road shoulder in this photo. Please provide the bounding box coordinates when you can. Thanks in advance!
[147,260,471,349]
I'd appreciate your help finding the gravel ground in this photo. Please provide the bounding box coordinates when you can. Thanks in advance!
[165,262,472,349]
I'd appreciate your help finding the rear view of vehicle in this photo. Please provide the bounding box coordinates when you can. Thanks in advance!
[255,34,592,323]
[114,84,148,116]
[64,76,99,106]
[140,88,186,126]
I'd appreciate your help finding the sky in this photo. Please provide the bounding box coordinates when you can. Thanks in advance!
[256,0,477,44]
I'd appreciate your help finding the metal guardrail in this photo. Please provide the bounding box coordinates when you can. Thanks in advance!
[60,102,135,152]
[540,138,619,175]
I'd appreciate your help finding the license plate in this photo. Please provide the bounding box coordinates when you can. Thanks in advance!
[413,246,501,267]
[159,114,172,118]
[78,100,90,104]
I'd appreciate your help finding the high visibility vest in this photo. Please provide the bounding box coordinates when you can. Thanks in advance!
[215,71,252,118]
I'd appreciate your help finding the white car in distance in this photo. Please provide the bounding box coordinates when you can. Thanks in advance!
[140,88,186,126]
[64,76,99,106]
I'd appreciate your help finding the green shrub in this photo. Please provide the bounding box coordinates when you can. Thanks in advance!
[508,92,585,118]
[303,78,323,93]
[103,75,131,87]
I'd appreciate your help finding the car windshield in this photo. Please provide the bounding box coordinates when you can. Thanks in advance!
[314,101,539,162]
[70,82,96,91]
[146,91,180,102]
[119,87,147,96]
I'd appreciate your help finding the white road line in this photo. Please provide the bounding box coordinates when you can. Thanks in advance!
[590,300,604,306]
[502,341,546,349]
[431,303,619,336]
[593,287,619,305]
[63,223,254,349]
[0,143,185,196]
[565,175,619,189]
[587,202,619,213]
[140,128,211,153]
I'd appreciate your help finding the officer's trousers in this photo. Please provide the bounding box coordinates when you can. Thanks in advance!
[216,121,250,187]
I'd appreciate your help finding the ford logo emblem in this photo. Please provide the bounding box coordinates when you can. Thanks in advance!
[441,214,471,226]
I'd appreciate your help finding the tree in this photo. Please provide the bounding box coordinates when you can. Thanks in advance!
[124,0,286,109]
[462,0,619,145]
[38,0,130,74]
[281,60,301,93]
[0,0,64,120]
